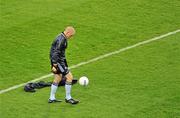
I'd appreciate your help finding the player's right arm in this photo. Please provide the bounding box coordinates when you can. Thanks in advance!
[51,38,65,64]
[51,38,66,73]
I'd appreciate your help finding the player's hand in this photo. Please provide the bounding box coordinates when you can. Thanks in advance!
[53,64,58,67]
[52,66,57,73]
[52,64,58,73]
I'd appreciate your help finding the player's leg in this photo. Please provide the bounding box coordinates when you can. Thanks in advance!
[49,64,63,103]
[49,74,62,100]
[65,72,73,100]
[55,62,79,104]
[65,72,79,104]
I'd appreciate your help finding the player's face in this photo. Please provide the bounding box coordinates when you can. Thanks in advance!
[67,31,75,39]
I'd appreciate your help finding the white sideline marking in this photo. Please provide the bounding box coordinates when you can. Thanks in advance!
[0,29,180,94]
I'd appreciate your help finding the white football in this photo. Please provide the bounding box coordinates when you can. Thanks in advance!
[79,76,89,86]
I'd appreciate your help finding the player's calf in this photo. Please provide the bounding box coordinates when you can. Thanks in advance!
[49,74,62,102]
[64,72,79,104]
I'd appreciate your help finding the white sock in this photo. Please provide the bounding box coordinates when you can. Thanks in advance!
[65,83,72,100]
[49,83,58,100]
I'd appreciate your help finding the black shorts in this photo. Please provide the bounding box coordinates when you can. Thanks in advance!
[51,60,69,76]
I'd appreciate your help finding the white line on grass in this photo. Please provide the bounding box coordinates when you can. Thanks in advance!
[0,29,180,94]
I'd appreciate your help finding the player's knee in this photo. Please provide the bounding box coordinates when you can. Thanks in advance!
[53,79,60,84]
[66,72,73,82]
[53,74,62,83]
[66,77,73,82]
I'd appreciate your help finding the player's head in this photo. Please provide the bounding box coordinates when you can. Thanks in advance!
[64,26,76,39]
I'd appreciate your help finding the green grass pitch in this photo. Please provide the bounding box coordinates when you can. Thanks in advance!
[0,0,180,118]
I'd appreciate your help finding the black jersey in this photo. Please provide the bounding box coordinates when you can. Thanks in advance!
[50,33,68,65]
